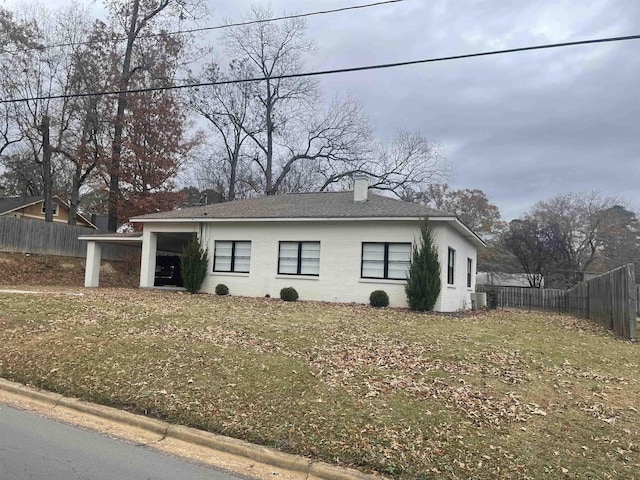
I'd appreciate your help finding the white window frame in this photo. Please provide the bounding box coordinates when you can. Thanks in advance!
[278,241,320,276]
[213,240,251,273]
[361,242,412,280]
[447,247,456,285]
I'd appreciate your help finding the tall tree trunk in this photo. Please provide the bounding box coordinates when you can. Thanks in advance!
[228,144,239,202]
[40,115,54,223]
[68,163,82,226]
[108,0,140,232]
[265,79,273,195]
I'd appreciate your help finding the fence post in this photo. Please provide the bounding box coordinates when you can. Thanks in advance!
[586,280,590,319]
[624,264,637,341]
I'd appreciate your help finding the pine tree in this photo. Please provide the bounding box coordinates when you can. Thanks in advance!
[405,221,441,311]
[180,234,209,294]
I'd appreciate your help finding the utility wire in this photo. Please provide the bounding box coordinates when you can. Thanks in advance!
[0,0,405,54]
[2,33,639,104]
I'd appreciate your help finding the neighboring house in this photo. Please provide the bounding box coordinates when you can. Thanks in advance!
[476,272,544,288]
[80,176,485,311]
[0,195,97,229]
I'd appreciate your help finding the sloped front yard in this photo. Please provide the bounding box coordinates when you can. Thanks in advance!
[0,288,638,479]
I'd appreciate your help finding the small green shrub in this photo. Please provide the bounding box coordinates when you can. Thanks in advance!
[215,283,229,296]
[280,287,299,302]
[369,290,390,308]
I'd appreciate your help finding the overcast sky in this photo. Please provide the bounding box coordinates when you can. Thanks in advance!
[3,0,639,220]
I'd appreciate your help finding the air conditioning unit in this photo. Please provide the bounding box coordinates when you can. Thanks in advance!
[471,292,487,310]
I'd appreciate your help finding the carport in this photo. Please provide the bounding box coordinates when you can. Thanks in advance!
[79,230,195,288]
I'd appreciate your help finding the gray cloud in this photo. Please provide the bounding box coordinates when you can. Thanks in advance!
[288,0,640,220]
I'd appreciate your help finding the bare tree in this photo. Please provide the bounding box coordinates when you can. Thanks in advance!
[0,4,80,220]
[0,8,31,173]
[222,6,450,198]
[277,94,372,193]
[189,60,260,201]
[319,129,449,197]
[527,191,625,284]
[224,5,318,196]
[500,219,564,288]
[0,149,42,195]
[1,4,121,224]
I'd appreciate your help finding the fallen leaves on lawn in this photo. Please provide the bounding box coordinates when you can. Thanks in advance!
[0,288,639,480]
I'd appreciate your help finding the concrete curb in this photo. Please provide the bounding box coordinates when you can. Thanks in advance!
[0,378,386,480]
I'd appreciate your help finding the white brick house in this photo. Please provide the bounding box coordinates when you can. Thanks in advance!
[81,177,485,311]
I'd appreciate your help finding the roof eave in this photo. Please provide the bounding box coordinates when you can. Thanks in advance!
[429,216,486,247]
[129,214,485,246]
[130,215,449,224]
[0,198,43,216]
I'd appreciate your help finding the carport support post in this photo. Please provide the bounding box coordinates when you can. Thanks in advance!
[140,230,157,288]
[84,241,102,287]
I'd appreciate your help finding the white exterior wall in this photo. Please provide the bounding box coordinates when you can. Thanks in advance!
[431,221,477,311]
[140,219,478,311]
[200,220,415,307]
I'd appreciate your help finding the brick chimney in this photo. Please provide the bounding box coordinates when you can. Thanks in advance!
[353,174,369,202]
[0,185,5,198]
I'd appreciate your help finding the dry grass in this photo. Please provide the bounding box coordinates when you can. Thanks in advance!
[0,288,638,479]
[0,252,137,288]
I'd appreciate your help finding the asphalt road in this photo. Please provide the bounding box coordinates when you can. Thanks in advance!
[0,404,251,480]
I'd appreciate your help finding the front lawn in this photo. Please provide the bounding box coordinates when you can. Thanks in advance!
[0,288,638,479]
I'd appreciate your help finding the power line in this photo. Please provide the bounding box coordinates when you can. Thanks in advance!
[2,32,639,104]
[0,0,405,54]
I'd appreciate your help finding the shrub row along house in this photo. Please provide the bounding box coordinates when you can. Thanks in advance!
[81,176,485,311]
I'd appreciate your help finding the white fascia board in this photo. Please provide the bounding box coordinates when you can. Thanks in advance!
[130,216,428,224]
[78,235,143,243]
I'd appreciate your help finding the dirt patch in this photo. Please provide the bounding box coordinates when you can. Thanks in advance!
[0,252,137,288]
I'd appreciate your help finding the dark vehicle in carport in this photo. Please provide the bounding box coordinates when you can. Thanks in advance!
[155,256,183,287]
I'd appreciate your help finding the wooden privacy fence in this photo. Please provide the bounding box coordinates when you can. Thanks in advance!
[564,264,637,341]
[0,217,136,261]
[476,285,565,310]
[477,264,637,341]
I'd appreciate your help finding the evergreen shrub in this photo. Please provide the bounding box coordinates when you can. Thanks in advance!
[180,234,209,294]
[405,221,442,311]
[369,290,390,307]
[280,287,299,302]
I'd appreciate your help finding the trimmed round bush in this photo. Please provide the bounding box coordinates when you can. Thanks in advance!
[215,283,229,296]
[369,290,390,308]
[280,287,299,302]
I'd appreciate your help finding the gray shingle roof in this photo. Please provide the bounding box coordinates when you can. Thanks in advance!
[132,191,454,221]
[0,196,43,215]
